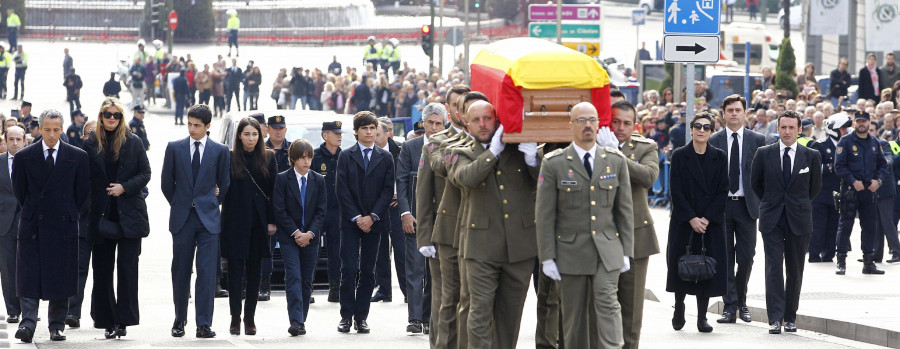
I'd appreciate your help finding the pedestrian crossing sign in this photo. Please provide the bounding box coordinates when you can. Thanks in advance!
[663,0,720,35]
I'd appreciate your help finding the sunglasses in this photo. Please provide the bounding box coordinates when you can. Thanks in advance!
[691,123,713,131]
[102,111,123,120]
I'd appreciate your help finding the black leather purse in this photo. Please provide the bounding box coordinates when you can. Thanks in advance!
[97,196,123,240]
[678,232,716,283]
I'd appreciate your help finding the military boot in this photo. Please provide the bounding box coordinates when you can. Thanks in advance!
[328,280,340,303]
[835,253,847,275]
[862,254,886,275]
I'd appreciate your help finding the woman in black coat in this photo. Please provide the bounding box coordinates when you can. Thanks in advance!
[220,117,277,336]
[83,97,151,339]
[666,111,728,333]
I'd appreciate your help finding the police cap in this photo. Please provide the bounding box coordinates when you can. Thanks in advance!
[249,113,265,125]
[854,111,871,121]
[414,121,425,133]
[268,115,286,128]
[322,121,344,133]
[801,118,814,129]
[133,104,145,113]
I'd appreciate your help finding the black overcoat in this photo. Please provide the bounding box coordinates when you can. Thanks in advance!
[220,150,276,259]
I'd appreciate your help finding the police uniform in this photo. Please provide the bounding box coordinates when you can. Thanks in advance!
[311,121,344,301]
[617,133,660,349]
[260,115,291,300]
[887,140,900,263]
[67,109,86,149]
[0,49,11,98]
[834,112,889,274]
[363,38,382,72]
[874,138,900,262]
[265,116,291,172]
[808,137,840,262]
[130,105,150,151]
[13,49,26,100]
[536,144,634,349]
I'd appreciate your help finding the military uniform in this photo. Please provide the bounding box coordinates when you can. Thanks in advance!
[834,130,889,272]
[311,121,344,298]
[617,134,660,349]
[808,138,840,262]
[444,134,476,348]
[450,140,540,349]
[537,144,634,349]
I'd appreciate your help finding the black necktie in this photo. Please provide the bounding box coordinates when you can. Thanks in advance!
[363,148,371,171]
[583,153,593,178]
[46,148,55,169]
[782,148,791,184]
[192,141,201,181]
[729,133,740,193]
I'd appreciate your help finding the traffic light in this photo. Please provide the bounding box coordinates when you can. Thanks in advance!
[420,24,433,57]
[151,0,160,24]
[474,1,480,9]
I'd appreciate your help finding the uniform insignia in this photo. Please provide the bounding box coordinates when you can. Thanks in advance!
[826,148,831,154]
[599,174,617,180]
[567,169,574,178]
[428,143,435,152]
[873,146,876,152]
[852,145,857,152]
[630,153,635,160]
[334,121,342,127]
[837,147,842,154]
[538,173,544,185]
[275,116,283,123]
[69,131,75,137]
[320,163,327,171]
[561,180,577,185]
[418,156,425,169]
[451,154,458,165]
[132,127,137,132]
[444,153,451,165]
[606,166,611,174]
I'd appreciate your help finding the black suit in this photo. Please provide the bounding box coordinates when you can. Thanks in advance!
[709,128,765,314]
[225,66,243,112]
[375,139,407,299]
[858,66,882,102]
[750,142,822,324]
[396,135,430,323]
[335,142,394,322]
[0,153,21,318]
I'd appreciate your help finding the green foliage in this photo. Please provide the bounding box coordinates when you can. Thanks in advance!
[660,63,675,94]
[0,0,25,33]
[774,37,798,98]
[141,0,214,41]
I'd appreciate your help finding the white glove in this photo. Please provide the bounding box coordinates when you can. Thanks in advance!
[518,142,538,167]
[596,126,619,149]
[620,256,631,273]
[419,246,437,258]
[489,124,506,157]
[541,259,562,281]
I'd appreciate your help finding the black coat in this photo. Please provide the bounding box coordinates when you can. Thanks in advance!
[810,138,840,206]
[335,143,394,230]
[666,143,728,297]
[12,141,90,300]
[83,133,152,243]
[272,169,327,239]
[220,150,277,259]
[751,143,822,236]
[858,66,882,102]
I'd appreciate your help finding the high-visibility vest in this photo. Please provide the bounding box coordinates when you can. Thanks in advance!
[364,44,382,60]
[0,53,10,68]
[389,46,401,63]
[381,45,393,61]
[227,15,240,30]
[6,13,20,28]
[797,136,812,147]
[889,140,900,155]
[14,52,27,69]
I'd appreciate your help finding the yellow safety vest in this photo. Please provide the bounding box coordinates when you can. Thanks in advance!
[227,15,240,30]
[14,52,26,68]
[798,136,812,147]
[0,53,10,68]
[889,140,900,155]
[364,44,382,60]
[6,13,20,28]
[381,45,393,60]
[134,50,148,64]
[389,46,401,62]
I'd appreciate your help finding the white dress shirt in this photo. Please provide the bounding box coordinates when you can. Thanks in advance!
[42,140,59,165]
[779,140,798,173]
[292,169,312,238]
[726,127,745,196]
[573,143,598,173]
[7,154,13,177]
[190,135,208,164]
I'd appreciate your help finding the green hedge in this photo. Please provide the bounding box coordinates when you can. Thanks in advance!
[774,37,798,98]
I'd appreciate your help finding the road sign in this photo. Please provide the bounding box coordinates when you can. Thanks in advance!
[168,11,178,31]
[663,35,720,63]
[562,42,601,56]
[446,27,463,46]
[528,23,600,39]
[663,0,720,35]
[528,4,601,21]
[632,9,646,25]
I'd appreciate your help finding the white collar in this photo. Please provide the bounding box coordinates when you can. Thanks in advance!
[42,139,58,153]
[190,135,208,147]
[727,127,743,139]
[779,140,798,154]
[573,143,597,161]
[294,168,308,180]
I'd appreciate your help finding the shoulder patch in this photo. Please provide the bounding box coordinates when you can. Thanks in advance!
[544,148,565,159]
[632,136,654,144]
[604,146,627,158]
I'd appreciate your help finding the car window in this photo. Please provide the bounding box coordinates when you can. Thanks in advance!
[285,123,356,149]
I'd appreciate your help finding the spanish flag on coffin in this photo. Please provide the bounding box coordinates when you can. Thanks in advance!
[470,37,612,134]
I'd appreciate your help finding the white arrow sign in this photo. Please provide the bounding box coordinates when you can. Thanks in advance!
[532,25,543,36]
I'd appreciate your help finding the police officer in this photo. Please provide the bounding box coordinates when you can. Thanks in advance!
[260,115,291,302]
[67,109,86,148]
[130,105,149,151]
[873,126,900,263]
[0,45,11,99]
[537,102,634,349]
[380,38,393,77]
[886,137,900,263]
[808,113,850,263]
[312,121,344,302]
[797,119,814,147]
[363,36,382,72]
[226,9,240,57]
[834,111,888,275]
[12,45,26,100]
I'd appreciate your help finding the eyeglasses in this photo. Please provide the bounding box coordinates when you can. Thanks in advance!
[691,123,713,131]
[102,111,123,120]
[572,117,599,125]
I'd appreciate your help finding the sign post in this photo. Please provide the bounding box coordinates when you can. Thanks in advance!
[662,0,720,126]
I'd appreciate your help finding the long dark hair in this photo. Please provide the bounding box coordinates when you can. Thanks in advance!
[230,117,270,180]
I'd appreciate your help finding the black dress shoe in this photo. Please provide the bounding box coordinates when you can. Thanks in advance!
[769,321,782,334]
[105,327,119,339]
[215,285,229,298]
[370,292,392,302]
[716,312,736,323]
[739,306,752,322]
[888,254,900,263]
[310,297,315,303]
[288,322,306,336]
[808,256,822,263]
[355,320,370,333]
[65,314,81,328]
[404,296,408,303]
[784,322,797,332]
[672,302,686,330]
[7,314,19,323]
[407,320,423,333]
[337,319,352,333]
[50,329,66,341]
[171,320,186,337]
[116,325,127,337]
[15,326,33,343]
[196,325,216,338]
[697,319,713,333]
[258,291,271,301]
[423,322,430,334]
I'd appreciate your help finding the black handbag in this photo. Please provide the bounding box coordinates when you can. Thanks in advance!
[97,196,124,240]
[677,232,716,283]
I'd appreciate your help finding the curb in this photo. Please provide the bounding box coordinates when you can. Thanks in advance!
[708,301,900,348]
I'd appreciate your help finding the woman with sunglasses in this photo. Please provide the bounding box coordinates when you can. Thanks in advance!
[82,97,151,339]
[665,111,728,333]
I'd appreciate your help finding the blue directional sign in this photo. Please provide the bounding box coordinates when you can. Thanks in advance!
[632,9,646,26]
[663,0,720,35]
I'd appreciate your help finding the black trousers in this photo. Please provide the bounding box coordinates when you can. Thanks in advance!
[722,198,757,313]
[375,205,407,298]
[837,189,877,254]
[874,195,900,261]
[227,255,262,317]
[22,298,67,331]
[762,213,810,324]
[91,238,142,328]
[323,214,341,284]
[225,87,241,112]
[339,224,382,321]
[199,89,211,106]
[809,201,839,261]
[0,233,20,316]
[13,67,25,99]
[67,236,92,318]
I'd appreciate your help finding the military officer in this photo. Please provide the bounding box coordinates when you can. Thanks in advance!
[260,114,291,301]
[610,100,659,349]
[538,102,634,349]
[417,84,470,347]
[66,109,86,148]
[834,111,888,275]
[450,100,541,349]
[129,105,149,151]
[312,121,344,302]
[808,113,850,263]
